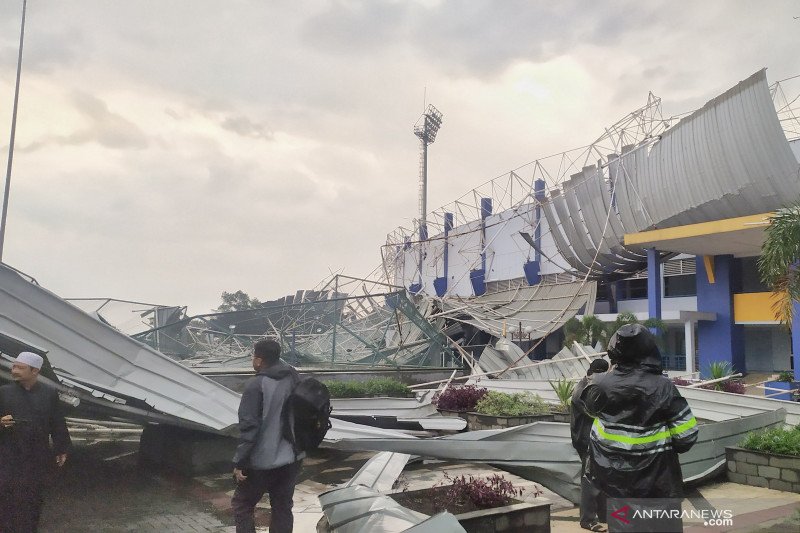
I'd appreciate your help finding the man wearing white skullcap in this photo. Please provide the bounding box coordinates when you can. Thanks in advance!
[0,351,71,532]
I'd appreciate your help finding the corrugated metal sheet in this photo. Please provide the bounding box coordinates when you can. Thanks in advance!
[0,263,241,432]
[618,69,800,230]
[332,410,784,505]
[342,452,411,493]
[541,70,799,279]
[318,485,466,533]
[444,280,597,340]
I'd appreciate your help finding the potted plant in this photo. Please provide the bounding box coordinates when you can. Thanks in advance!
[726,425,800,493]
[765,371,800,401]
[392,472,550,532]
[434,385,488,418]
[467,391,553,430]
[548,378,574,422]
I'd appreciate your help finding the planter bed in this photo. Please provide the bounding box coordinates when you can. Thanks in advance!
[550,411,570,423]
[726,446,800,493]
[392,485,551,533]
[466,412,554,430]
[437,408,471,421]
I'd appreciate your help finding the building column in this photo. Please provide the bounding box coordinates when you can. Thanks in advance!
[433,213,453,297]
[524,179,546,286]
[684,319,695,375]
[695,255,745,378]
[792,301,800,380]
[647,248,661,320]
[470,198,491,296]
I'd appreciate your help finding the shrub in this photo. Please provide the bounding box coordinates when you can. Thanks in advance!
[323,378,411,398]
[475,391,549,416]
[707,361,734,380]
[435,385,488,411]
[777,371,795,383]
[434,472,527,510]
[674,375,746,394]
[740,425,800,456]
[549,378,575,410]
[717,379,746,394]
[363,378,411,397]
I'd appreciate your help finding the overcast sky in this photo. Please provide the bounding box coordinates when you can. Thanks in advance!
[0,0,797,314]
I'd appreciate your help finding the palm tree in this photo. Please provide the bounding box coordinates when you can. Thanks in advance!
[563,315,610,349]
[758,204,800,325]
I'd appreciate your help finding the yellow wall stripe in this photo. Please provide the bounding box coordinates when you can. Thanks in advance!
[733,292,781,323]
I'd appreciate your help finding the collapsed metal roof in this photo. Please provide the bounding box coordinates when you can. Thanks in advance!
[542,69,800,279]
[439,280,596,341]
[0,263,241,432]
[331,410,785,505]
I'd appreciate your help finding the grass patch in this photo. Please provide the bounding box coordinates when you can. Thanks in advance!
[740,425,800,456]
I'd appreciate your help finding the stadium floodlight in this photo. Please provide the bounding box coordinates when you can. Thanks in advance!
[413,105,444,232]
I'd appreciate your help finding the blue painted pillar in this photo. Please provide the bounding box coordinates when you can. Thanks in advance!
[480,198,492,273]
[695,255,745,377]
[792,301,800,380]
[524,179,546,286]
[433,213,453,297]
[470,198,492,296]
[647,248,661,321]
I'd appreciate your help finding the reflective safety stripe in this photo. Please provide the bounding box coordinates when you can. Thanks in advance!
[669,416,698,438]
[593,416,697,446]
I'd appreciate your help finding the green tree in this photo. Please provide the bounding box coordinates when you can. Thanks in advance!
[758,204,800,325]
[563,315,610,348]
[217,290,263,312]
[609,311,639,336]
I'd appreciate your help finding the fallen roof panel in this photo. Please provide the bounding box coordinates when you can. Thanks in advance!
[0,263,241,432]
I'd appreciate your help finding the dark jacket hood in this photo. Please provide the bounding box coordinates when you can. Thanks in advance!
[258,360,297,380]
[607,323,662,373]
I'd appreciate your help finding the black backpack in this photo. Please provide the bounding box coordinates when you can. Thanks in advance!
[282,377,332,454]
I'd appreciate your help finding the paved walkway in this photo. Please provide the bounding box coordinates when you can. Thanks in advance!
[38,440,800,532]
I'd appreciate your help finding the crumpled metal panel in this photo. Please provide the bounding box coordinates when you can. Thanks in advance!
[327,418,420,441]
[677,386,800,426]
[444,281,596,340]
[343,452,410,492]
[331,410,785,504]
[0,263,241,432]
[318,485,466,533]
[617,69,800,230]
[571,167,646,262]
[541,191,590,274]
[332,392,437,418]
[542,70,799,279]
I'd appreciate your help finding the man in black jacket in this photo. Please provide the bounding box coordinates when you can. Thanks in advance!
[582,324,698,532]
[0,352,71,533]
[571,358,609,532]
[231,339,303,533]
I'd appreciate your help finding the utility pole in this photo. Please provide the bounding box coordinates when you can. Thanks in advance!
[0,0,28,261]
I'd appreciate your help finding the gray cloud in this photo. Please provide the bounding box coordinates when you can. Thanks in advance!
[1,0,798,313]
[21,92,148,152]
[220,115,274,140]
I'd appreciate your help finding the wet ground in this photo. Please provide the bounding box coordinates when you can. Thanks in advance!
[37,439,800,532]
[37,439,568,532]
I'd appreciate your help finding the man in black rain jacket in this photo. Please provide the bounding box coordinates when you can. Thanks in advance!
[571,358,609,531]
[581,324,698,532]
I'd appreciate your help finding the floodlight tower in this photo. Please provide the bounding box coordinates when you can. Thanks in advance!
[413,104,443,235]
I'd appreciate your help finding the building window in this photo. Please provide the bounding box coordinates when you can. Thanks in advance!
[595,283,610,302]
[664,274,696,297]
[735,257,769,293]
[618,278,648,300]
